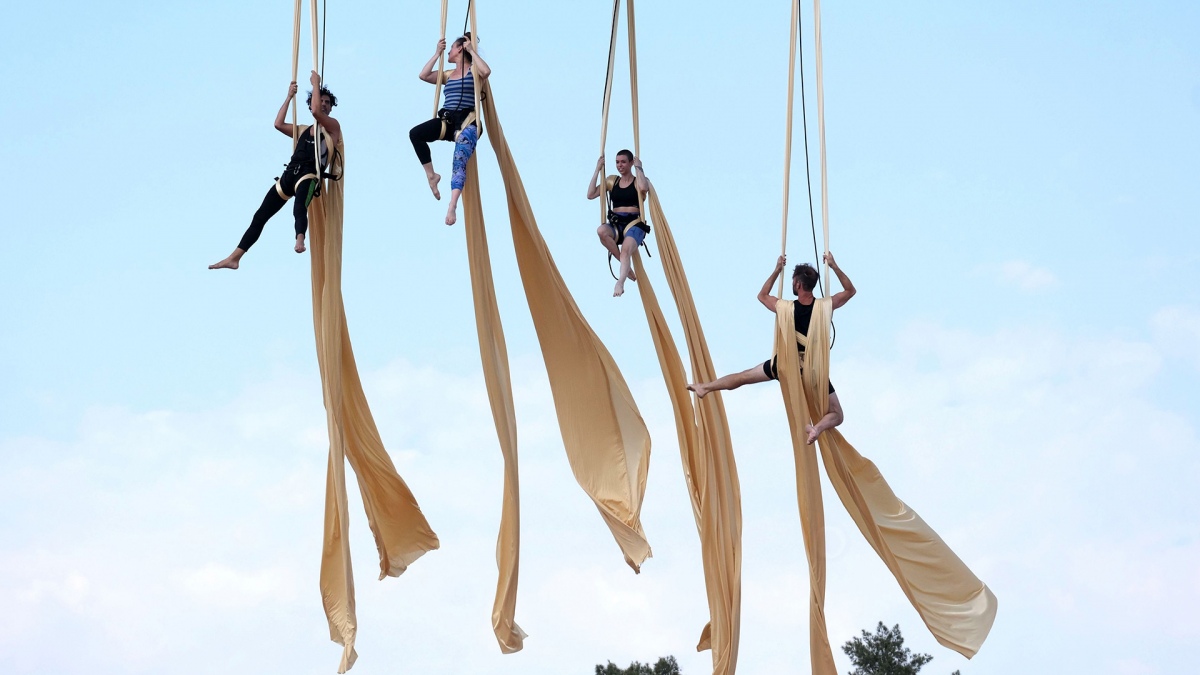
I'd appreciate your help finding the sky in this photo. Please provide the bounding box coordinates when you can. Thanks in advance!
[2,0,1198,674]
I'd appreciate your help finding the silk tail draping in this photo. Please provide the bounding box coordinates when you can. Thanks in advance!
[636,189,742,675]
[308,138,441,673]
[775,298,998,668]
[478,81,653,571]
[603,0,743,669]
[461,153,527,652]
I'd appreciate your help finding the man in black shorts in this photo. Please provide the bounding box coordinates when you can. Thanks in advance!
[688,251,856,444]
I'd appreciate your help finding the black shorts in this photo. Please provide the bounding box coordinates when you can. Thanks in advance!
[763,357,835,394]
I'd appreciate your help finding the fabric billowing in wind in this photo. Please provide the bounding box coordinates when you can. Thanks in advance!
[633,190,743,675]
[307,136,441,672]
[469,83,653,602]
[774,297,997,675]
[460,153,527,652]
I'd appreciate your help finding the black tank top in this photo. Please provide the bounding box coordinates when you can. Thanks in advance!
[287,127,327,171]
[794,300,815,336]
[609,176,639,209]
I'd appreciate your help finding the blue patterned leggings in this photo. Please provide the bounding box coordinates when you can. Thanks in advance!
[451,124,479,191]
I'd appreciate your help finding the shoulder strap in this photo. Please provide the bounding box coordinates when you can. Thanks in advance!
[606,175,618,191]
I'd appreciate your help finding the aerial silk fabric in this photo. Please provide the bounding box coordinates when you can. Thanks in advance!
[307,137,441,672]
[600,0,743,671]
[636,190,742,675]
[454,85,654,654]
[775,297,997,674]
[474,82,654,582]
[460,155,527,652]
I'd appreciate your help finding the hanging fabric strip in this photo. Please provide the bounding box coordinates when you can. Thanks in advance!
[774,298,837,675]
[467,0,484,139]
[599,1,744,672]
[290,0,302,150]
[638,191,742,675]
[433,0,448,118]
[293,5,439,672]
[812,0,830,288]
[477,80,653,571]
[778,0,798,297]
[461,153,527,652]
[309,138,441,674]
[775,299,998,660]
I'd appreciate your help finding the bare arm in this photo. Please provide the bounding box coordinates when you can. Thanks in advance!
[633,156,650,194]
[824,251,856,310]
[274,82,298,137]
[419,39,446,83]
[308,71,341,147]
[586,155,605,200]
[464,42,491,79]
[757,255,788,312]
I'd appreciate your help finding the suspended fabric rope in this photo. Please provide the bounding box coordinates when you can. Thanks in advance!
[775,2,996,671]
[449,0,656,649]
[474,80,654,572]
[602,2,743,673]
[454,0,525,654]
[775,299,998,666]
[288,3,440,672]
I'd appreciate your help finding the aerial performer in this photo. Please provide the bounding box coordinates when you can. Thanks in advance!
[410,32,492,226]
[586,150,651,296]
[209,70,341,270]
[688,251,855,444]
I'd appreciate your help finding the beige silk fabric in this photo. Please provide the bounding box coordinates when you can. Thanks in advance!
[596,1,742,670]
[307,137,441,672]
[775,298,997,669]
[637,190,742,675]
[461,155,527,652]
[478,82,653,571]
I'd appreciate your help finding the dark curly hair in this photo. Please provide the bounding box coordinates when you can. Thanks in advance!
[793,263,819,292]
[306,86,338,107]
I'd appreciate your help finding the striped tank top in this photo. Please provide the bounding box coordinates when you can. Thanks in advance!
[442,71,475,111]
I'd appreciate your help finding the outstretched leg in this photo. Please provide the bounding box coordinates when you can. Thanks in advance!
[805,392,844,444]
[613,236,639,297]
[688,363,772,399]
[410,118,444,200]
[210,184,288,270]
[445,124,479,226]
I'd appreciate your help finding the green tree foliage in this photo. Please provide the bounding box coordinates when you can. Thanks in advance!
[841,622,936,675]
[594,655,681,675]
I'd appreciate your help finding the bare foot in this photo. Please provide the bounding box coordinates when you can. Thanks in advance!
[627,268,637,281]
[208,257,239,270]
[445,209,457,226]
[805,423,819,445]
[428,173,442,200]
[295,235,306,253]
[613,280,625,297]
[687,383,710,399]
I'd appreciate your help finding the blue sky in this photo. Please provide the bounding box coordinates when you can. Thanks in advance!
[2,1,1198,674]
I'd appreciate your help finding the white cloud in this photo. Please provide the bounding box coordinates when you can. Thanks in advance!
[0,321,1197,675]
[1152,306,1200,370]
[987,259,1059,291]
